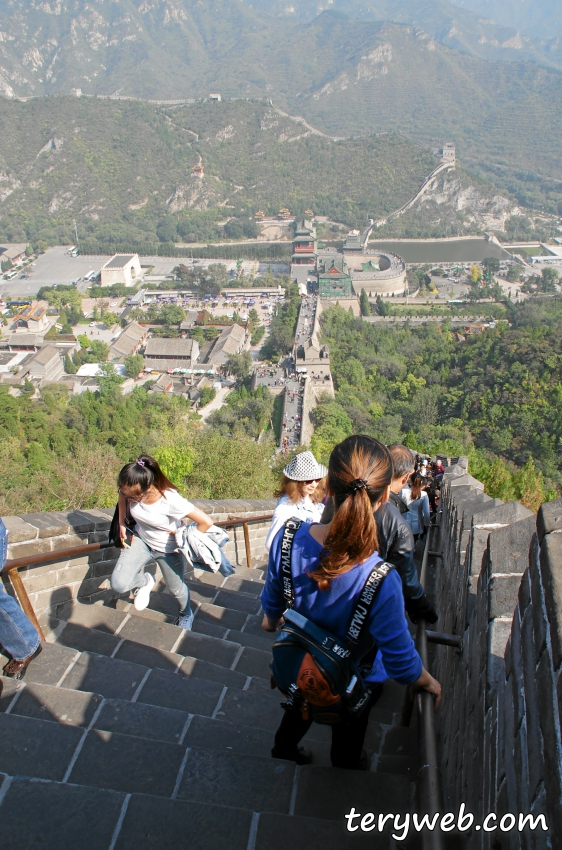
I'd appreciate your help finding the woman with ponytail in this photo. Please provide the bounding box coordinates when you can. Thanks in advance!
[261,435,441,769]
[111,454,215,629]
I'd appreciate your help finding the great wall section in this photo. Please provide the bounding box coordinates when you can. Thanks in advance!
[0,459,561,848]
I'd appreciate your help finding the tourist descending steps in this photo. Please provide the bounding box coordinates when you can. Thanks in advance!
[265,451,328,552]
[111,455,217,630]
[262,435,441,769]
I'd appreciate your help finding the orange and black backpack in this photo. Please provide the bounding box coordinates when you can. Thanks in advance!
[270,519,394,725]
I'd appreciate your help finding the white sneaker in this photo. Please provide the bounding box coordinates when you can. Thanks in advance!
[133,574,155,611]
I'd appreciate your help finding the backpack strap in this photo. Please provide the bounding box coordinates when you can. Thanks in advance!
[346,561,394,646]
[280,518,304,608]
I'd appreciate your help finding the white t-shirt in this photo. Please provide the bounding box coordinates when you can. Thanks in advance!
[129,489,195,553]
[265,495,325,552]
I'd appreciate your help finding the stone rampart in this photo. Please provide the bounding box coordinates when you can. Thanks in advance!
[434,463,561,848]
[2,500,276,627]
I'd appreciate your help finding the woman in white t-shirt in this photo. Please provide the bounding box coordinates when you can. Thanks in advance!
[111,454,214,629]
[265,451,327,552]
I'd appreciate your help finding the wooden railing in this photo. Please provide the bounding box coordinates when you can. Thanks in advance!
[1,512,273,643]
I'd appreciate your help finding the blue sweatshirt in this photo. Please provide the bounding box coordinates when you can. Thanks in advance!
[261,523,423,686]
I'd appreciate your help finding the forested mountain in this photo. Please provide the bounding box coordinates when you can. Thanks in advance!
[0,2,559,213]
[447,0,560,39]
[0,97,513,246]
[312,298,562,502]
[250,0,562,69]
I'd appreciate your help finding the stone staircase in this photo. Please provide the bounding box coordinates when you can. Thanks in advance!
[0,562,419,850]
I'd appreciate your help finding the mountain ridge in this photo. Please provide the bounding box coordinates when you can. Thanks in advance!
[0,1,559,214]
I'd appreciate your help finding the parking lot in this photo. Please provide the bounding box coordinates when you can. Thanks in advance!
[0,247,289,302]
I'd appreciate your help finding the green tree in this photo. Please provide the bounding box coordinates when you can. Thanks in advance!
[89,340,109,362]
[64,354,78,374]
[124,354,144,378]
[483,257,500,274]
[375,295,387,317]
[152,443,195,491]
[507,265,522,282]
[160,304,185,325]
[541,268,559,293]
[225,351,253,381]
[360,288,370,317]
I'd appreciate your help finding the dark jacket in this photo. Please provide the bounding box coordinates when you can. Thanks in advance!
[320,497,438,624]
[389,490,409,514]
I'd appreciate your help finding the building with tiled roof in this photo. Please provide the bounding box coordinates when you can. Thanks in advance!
[317,253,353,298]
[109,322,148,362]
[12,303,49,333]
[144,337,200,373]
[206,324,246,367]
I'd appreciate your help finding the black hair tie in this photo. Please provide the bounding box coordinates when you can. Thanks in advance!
[351,478,368,492]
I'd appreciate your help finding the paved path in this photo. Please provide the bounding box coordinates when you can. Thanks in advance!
[198,386,232,420]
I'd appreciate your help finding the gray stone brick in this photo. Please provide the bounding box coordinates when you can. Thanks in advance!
[489,573,525,620]
[487,516,536,575]
[51,533,89,551]
[518,568,531,617]
[536,651,562,834]
[536,497,562,543]
[21,512,71,538]
[21,569,59,594]
[115,795,252,850]
[69,729,185,796]
[7,537,53,559]
[539,533,562,671]
[521,610,543,803]
[0,776,125,850]
[3,515,38,544]
[0,712,82,780]
[474,500,533,527]
[56,564,92,586]
[487,618,512,698]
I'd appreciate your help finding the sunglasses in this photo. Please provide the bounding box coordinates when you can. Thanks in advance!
[302,478,321,485]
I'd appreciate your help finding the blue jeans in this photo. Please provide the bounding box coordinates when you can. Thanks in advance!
[0,584,41,661]
[110,535,190,616]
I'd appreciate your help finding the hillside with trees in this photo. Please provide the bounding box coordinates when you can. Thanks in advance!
[312,298,562,509]
[0,3,558,215]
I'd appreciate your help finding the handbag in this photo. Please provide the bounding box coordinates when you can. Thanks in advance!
[108,501,136,549]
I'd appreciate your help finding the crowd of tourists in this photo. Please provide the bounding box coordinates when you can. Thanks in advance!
[1,437,441,774]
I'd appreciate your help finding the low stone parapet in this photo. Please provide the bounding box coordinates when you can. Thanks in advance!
[434,462,561,848]
[2,499,276,624]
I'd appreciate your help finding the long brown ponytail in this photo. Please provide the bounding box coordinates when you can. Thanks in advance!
[309,435,392,590]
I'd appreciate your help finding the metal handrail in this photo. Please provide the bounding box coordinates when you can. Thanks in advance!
[416,522,446,850]
[1,511,274,644]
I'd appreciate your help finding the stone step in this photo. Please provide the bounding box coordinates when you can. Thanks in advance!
[0,777,391,850]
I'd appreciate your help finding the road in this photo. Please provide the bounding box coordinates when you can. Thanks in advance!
[198,386,232,420]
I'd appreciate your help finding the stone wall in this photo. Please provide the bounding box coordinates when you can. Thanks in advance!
[433,463,561,848]
[2,499,276,627]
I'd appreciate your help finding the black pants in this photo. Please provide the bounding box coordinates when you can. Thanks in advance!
[271,685,383,770]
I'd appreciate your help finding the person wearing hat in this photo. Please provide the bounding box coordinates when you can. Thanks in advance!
[265,451,327,552]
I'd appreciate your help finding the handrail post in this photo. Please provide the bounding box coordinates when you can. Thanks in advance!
[7,567,46,642]
[242,522,253,569]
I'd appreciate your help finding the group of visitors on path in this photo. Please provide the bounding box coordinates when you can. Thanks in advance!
[1,437,441,775]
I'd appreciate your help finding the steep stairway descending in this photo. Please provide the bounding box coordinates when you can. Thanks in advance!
[0,564,419,849]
